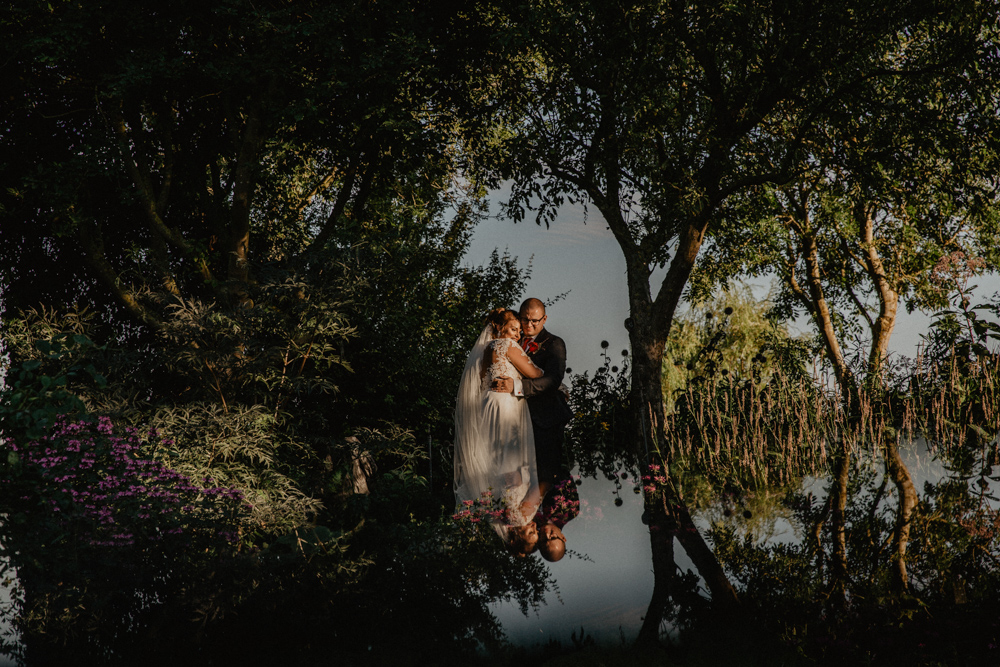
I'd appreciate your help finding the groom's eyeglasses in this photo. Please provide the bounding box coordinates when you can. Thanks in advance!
[520,316,544,325]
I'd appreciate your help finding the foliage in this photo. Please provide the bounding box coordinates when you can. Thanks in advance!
[0,415,247,663]
[565,344,636,480]
[665,371,834,492]
[711,447,1000,664]
[0,0,480,322]
[921,249,1000,365]
[662,285,814,414]
[331,211,529,436]
[911,272,1000,453]
[2,294,341,533]
[0,332,106,440]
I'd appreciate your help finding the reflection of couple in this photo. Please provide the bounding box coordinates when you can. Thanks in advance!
[454,299,577,560]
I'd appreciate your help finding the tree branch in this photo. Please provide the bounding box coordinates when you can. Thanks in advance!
[106,102,213,284]
[77,221,162,330]
[311,151,364,250]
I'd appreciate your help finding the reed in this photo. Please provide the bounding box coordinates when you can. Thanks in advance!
[659,351,1000,493]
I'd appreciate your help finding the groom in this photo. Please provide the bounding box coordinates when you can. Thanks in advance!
[492,298,573,492]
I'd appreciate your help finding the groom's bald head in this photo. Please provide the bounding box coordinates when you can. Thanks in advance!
[519,297,545,313]
[519,298,547,337]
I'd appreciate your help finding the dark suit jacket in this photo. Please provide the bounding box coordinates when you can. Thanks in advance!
[521,329,573,429]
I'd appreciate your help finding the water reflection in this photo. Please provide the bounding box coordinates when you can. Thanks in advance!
[3,434,994,661]
[496,437,988,652]
[494,472,687,647]
[0,551,16,667]
[700,435,1000,661]
[700,439,951,546]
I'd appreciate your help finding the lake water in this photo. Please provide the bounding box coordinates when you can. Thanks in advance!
[496,438,960,649]
[0,553,16,667]
[491,472,659,647]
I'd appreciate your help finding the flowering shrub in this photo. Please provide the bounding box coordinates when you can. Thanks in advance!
[537,477,581,527]
[453,476,599,540]
[641,463,669,496]
[4,416,246,554]
[452,490,508,526]
[0,415,251,661]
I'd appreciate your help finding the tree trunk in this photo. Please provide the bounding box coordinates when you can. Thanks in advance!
[637,499,676,646]
[799,233,854,404]
[587,141,740,635]
[828,447,851,609]
[856,204,899,384]
[884,439,917,592]
[670,495,740,609]
[226,107,264,291]
[628,276,741,629]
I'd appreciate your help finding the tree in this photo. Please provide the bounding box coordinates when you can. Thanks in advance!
[690,13,1000,597]
[474,0,997,636]
[695,16,1000,395]
[0,2,544,657]
[1,0,489,318]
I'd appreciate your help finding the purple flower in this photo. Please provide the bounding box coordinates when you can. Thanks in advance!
[6,416,247,553]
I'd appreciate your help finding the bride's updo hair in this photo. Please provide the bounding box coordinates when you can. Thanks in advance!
[485,308,518,337]
[507,525,539,556]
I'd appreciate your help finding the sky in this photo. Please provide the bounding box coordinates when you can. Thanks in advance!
[463,196,1000,377]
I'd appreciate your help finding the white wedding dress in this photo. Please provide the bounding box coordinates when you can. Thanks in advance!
[454,328,540,538]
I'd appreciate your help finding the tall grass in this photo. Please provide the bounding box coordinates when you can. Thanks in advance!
[660,353,1000,490]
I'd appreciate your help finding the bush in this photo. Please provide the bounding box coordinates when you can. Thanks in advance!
[1,416,248,663]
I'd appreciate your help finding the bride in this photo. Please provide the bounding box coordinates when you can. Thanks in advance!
[454,308,544,554]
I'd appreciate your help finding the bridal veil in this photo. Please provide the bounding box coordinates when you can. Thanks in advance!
[453,325,494,510]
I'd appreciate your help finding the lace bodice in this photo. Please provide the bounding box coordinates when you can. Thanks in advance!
[481,338,521,390]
